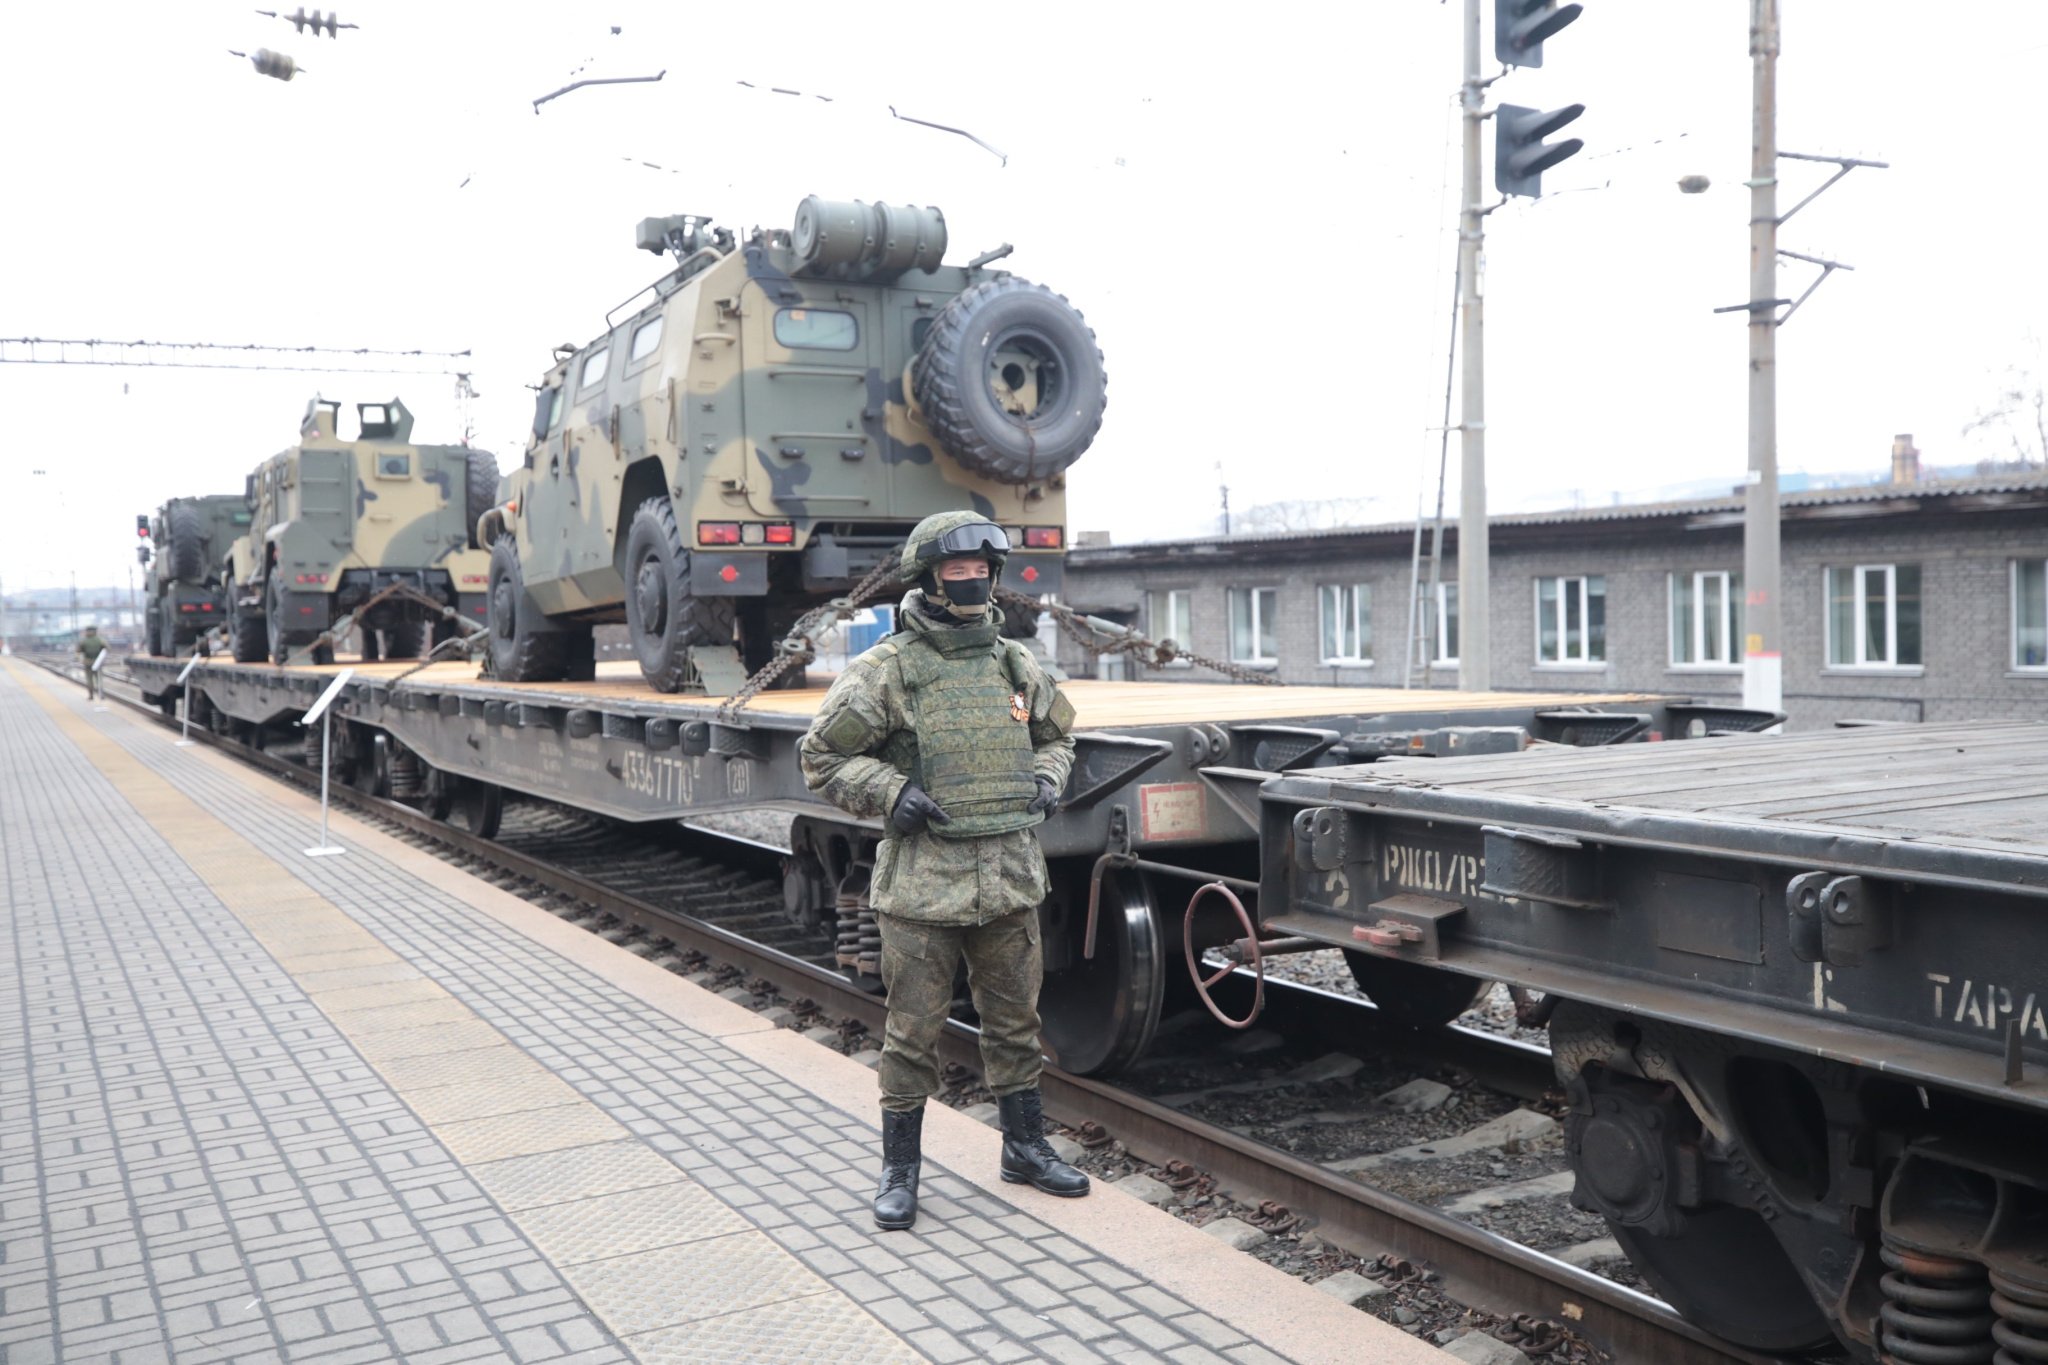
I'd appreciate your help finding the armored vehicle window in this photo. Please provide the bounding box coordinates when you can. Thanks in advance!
[376,453,412,479]
[774,308,858,351]
[629,317,663,365]
[232,510,252,525]
[911,317,934,352]
[579,349,610,391]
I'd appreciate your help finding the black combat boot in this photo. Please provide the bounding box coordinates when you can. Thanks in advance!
[997,1089,1091,1197]
[874,1107,923,1230]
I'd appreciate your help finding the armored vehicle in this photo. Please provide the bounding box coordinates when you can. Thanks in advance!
[480,196,1108,691]
[224,397,499,665]
[136,494,249,655]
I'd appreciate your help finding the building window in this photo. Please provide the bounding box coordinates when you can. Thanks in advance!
[1435,582,1459,665]
[1670,570,1743,666]
[1228,587,1277,664]
[1826,563,1922,668]
[1536,575,1606,665]
[1320,583,1371,664]
[2016,559,2048,670]
[1147,589,1192,660]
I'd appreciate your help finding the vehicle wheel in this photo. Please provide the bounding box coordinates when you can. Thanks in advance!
[167,503,205,581]
[910,276,1107,485]
[359,627,382,662]
[159,609,180,657]
[465,450,502,548]
[145,606,164,657]
[266,576,293,664]
[1344,952,1491,1027]
[382,620,428,660]
[230,580,268,663]
[623,496,736,692]
[487,537,569,681]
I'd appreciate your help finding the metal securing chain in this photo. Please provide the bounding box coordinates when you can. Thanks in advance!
[715,548,909,722]
[1003,588,1283,686]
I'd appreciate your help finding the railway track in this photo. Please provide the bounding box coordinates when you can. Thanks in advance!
[47,657,1778,1365]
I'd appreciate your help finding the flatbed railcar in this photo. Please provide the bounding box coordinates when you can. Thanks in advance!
[125,649,1775,1076]
[1256,718,2048,1363]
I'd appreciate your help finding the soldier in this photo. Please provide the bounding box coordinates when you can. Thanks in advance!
[800,511,1091,1231]
[76,625,108,700]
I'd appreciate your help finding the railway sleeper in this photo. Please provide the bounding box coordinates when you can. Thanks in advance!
[1549,999,2048,1362]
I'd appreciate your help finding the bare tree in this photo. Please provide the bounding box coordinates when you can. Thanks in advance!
[1962,339,2047,470]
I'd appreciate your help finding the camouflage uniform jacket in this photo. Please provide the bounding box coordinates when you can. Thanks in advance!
[76,634,107,662]
[799,593,1077,926]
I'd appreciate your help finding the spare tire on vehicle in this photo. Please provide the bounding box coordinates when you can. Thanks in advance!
[167,503,205,583]
[466,449,502,548]
[910,277,1107,485]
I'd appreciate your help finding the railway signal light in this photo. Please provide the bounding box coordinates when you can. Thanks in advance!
[1495,103,1585,198]
[1495,0,1583,67]
[136,515,150,538]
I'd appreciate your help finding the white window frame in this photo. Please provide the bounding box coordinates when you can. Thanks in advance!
[1228,586,1278,666]
[1826,563,1920,670]
[1535,574,1605,666]
[2014,558,2048,672]
[1147,588,1193,667]
[1669,570,1742,669]
[1433,581,1459,666]
[1319,583,1372,665]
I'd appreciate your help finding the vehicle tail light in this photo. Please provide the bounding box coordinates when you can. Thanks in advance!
[294,573,328,584]
[764,522,795,545]
[1024,526,1063,549]
[178,603,197,613]
[698,522,741,545]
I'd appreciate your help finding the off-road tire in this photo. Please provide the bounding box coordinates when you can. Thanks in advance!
[229,580,268,663]
[146,606,164,657]
[382,620,429,660]
[466,450,501,548]
[359,628,382,662]
[166,503,206,583]
[623,497,737,692]
[910,276,1107,485]
[487,537,571,681]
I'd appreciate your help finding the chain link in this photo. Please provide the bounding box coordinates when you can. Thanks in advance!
[716,548,909,723]
[1001,587,1283,686]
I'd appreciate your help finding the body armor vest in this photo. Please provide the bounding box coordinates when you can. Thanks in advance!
[896,620,1042,839]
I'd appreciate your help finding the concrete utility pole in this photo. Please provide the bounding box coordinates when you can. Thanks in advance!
[1457,0,1490,692]
[1742,0,1782,716]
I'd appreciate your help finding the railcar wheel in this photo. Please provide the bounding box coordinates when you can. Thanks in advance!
[1343,951,1490,1027]
[1039,866,1162,1077]
[448,779,503,839]
[1610,1212,1835,1353]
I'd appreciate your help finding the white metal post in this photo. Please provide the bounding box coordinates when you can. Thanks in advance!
[1741,0,1783,716]
[1457,0,1491,693]
[300,668,353,858]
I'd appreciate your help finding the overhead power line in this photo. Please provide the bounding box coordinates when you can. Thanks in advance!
[0,338,473,376]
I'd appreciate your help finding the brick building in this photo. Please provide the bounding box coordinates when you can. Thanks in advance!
[1058,470,2048,730]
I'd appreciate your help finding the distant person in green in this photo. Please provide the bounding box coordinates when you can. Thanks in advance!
[800,511,1090,1231]
[76,625,108,700]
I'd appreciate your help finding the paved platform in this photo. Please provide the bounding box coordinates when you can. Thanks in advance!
[0,659,1446,1365]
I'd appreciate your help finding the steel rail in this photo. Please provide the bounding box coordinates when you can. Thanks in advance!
[43,658,1766,1365]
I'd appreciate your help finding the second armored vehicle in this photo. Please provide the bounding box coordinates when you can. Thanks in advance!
[224,397,500,664]
[137,494,249,655]
[481,196,1109,691]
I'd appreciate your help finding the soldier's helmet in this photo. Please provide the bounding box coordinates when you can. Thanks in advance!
[901,511,1009,580]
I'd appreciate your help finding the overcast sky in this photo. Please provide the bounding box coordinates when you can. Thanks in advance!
[3,1,2044,595]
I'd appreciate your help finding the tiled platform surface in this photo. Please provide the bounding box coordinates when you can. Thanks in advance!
[0,659,1445,1365]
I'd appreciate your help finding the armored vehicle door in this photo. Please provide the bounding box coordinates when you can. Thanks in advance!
[737,286,877,521]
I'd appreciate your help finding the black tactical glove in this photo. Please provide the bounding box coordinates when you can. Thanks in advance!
[1025,776,1060,815]
[891,783,952,835]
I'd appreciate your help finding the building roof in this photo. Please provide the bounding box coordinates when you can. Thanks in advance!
[1071,471,2048,564]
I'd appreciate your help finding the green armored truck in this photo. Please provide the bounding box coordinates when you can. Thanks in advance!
[137,494,250,655]
[479,196,1107,691]
[224,397,500,665]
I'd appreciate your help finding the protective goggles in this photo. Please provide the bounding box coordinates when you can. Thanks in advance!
[929,522,1010,559]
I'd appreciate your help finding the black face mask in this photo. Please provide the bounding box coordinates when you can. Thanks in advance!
[920,568,994,619]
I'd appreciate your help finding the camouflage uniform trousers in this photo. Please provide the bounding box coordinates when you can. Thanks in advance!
[877,907,1044,1113]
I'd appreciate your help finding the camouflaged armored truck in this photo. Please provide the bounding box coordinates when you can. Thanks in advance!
[136,494,250,655]
[223,398,500,665]
[478,196,1107,691]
